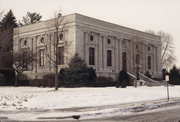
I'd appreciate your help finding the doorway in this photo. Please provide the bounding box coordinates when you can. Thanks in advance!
[122,52,127,70]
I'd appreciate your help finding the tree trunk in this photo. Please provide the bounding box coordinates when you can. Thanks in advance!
[55,29,59,90]
[15,75,18,87]
[55,64,59,90]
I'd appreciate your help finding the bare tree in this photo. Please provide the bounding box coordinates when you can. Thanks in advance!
[45,11,71,90]
[146,30,175,69]
[21,12,42,25]
[13,51,36,86]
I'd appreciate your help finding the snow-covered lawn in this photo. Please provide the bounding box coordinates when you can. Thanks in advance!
[0,86,180,111]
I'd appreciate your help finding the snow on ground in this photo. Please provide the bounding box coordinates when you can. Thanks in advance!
[0,86,180,111]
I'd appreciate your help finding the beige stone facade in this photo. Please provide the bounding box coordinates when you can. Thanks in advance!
[13,13,161,80]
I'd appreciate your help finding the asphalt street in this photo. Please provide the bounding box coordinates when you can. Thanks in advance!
[1,102,180,122]
[89,105,180,122]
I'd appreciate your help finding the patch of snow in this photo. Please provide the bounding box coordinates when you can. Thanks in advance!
[1,86,180,120]
[0,86,180,111]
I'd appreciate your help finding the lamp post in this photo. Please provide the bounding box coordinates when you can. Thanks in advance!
[165,74,170,101]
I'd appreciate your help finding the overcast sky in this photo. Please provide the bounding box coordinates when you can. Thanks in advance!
[0,0,180,67]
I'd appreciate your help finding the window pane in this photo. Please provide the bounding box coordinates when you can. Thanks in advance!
[39,49,45,66]
[89,47,95,65]
[136,54,140,65]
[107,50,112,66]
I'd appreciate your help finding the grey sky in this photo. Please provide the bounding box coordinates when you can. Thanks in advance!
[1,0,180,67]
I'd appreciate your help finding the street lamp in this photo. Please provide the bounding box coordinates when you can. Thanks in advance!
[165,74,170,101]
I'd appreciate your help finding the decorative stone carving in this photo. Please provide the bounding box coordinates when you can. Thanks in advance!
[121,39,128,51]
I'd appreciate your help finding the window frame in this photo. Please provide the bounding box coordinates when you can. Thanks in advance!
[89,47,95,65]
[39,49,45,66]
[107,50,112,67]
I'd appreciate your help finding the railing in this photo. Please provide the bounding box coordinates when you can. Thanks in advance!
[127,72,136,86]
[139,73,156,83]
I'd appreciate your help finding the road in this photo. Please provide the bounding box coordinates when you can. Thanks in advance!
[87,105,180,122]
[1,103,180,122]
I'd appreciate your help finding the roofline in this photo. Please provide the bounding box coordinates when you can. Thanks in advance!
[14,13,160,38]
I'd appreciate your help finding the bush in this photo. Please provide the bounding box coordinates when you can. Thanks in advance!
[29,79,47,87]
[0,73,5,86]
[118,70,130,88]
[43,74,55,80]
[96,76,113,82]
[0,68,15,86]
[169,65,180,85]
[18,80,29,86]
[43,74,56,87]
[88,76,116,87]
[47,79,55,87]
[60,53,97,87]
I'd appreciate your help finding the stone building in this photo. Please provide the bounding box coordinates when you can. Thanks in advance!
[13,13,161,80]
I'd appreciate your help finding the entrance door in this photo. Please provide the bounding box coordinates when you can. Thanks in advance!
[122,52,127,70]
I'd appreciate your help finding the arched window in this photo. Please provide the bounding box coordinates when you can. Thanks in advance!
[24,40,27,46]
[90,35,93,41]
[40,37,44,43]
[59,33,63,40]
[136,44,139,50]
[107,39,111,44]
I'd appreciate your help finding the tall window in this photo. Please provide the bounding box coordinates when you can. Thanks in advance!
[136,54,140,65]
[89,47,95,65]
[22,50,28,68]
[57,47,64,65]
[39,49,45,66]
[107,50,112,66]
[148,56,151,69]
[122,52,127,70]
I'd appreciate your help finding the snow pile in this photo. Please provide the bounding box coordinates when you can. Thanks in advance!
[0,94,32,110]
[0,86,180,111]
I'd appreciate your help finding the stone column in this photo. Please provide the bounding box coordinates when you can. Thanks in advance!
[35,36,38,79]
[31,37,34,71]
[119,38,123,70]
[96,33,100,71]
[98,34,103,71]
[84,31,89,65]
[129,40,133,73]
[132,41,136,73]
[140,43,143,72]
[142,43,146,73]
[117,39,120,70]
[83,31,87,61]
[127,40,130,72]
[115,37,119,72]
[153,45,157,74]
[102,36,105,71]
[144,43,148,72]
[103,35,107,70]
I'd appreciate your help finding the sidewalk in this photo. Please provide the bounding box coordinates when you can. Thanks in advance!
[35,98,180,121]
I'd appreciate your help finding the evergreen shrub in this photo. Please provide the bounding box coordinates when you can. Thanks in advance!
[59,53,97,87]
